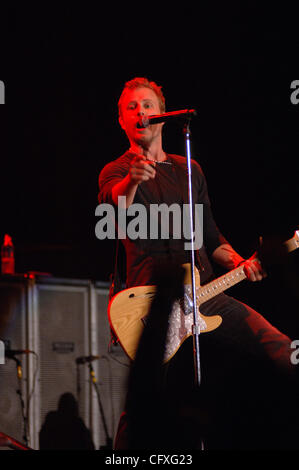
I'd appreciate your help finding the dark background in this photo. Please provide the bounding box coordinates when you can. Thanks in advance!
[0,4,298,336]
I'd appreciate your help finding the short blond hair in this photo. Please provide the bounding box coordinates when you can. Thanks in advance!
[118,77,166,117]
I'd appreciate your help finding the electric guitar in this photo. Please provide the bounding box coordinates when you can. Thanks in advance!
[109,230,299,363]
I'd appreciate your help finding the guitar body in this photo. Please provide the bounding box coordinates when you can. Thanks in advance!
[108,264,222,363]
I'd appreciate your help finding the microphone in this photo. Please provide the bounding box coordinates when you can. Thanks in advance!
[75,355,100,365]
[5,349,33,358]
[137,109,197,128]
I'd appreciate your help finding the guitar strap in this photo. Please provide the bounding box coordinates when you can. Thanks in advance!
[109,237,121,301]
[108,238,122,345]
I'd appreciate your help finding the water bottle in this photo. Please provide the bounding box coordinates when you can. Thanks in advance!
[1,234,15,274]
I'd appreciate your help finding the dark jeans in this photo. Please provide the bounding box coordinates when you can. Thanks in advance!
[115,294,299,450]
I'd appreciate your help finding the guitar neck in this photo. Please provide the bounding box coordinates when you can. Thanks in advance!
[198,264,247,304]
[198,230,299,304]
[284,231,299,253]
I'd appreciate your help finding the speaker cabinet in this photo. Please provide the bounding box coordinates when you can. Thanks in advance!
[0,277,29,448]
[35,278,93,449]
[0,275,130,450]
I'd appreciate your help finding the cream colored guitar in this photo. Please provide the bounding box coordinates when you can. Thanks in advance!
[109,231,299,363]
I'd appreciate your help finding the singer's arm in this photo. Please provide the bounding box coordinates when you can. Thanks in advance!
[196,161,264,282]
[212,243,264,281]
[111,155,156,208]
[212,243,244,270]
[111,174,138,208]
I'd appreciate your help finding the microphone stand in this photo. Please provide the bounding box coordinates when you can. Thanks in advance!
[183,118,201,387]
[12,357,29,446]
[76,362,81,403]
[88,363,112,449]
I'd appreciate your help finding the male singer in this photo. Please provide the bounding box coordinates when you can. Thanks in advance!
[98,77,297,449]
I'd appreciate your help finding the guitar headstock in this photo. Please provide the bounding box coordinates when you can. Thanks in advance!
[284,229,299,253]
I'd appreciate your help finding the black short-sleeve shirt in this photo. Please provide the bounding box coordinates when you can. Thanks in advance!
[98,152,228,287]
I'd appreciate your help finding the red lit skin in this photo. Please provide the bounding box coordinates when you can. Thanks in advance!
[112,87,265,282]
[113,87,164,208]
[212,246,265,281]
[118,87,165,156]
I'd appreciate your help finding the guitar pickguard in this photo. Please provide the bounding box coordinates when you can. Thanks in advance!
[165,285,208,360]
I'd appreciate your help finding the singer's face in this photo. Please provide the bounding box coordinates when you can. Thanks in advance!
[119,87,163,147]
